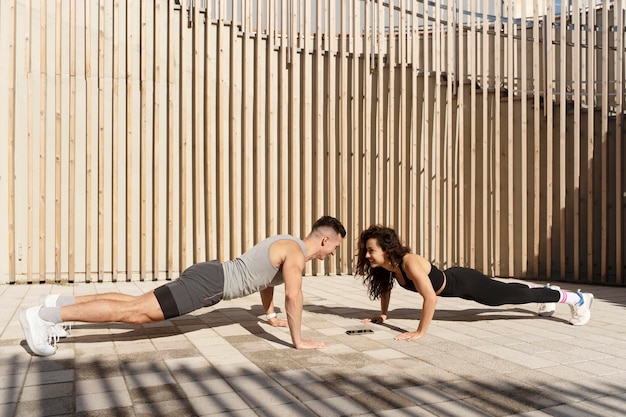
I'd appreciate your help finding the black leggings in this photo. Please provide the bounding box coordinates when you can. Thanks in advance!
[440,267,560,306]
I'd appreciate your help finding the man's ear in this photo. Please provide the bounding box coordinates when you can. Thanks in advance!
[321,236,329,246]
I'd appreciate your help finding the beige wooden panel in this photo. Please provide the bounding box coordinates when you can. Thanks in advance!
[2,0,625,284]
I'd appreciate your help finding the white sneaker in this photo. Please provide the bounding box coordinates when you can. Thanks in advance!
[569,291,594,326]
[39,294,60,307]
[537,284,560,317]
[18,306,57,356]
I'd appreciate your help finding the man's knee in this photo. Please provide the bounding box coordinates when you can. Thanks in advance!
[126,293,165,324]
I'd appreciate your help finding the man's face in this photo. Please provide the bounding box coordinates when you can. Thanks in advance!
[317,234,343,260]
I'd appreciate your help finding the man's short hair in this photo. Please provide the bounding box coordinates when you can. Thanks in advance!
[311,216,347,238]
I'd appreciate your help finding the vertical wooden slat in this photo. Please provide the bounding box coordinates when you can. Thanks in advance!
[278,0,288,234]
[422,0,431,258]
[481,0,488,273]
[265,0,277,237]
[376,0,384,223]
[314,0,324,231]
[469,0,476,267]
[408,3,422,247]
[39,0,48,282]
[409,0,417,249]
[532,0,540,277]
[506,0,514,277]
[326,0,337,273]
[339,0,348,270]
[112,0,120,282]
[98,0,105,282]
[494,0,502,277]
[352,0,361,272]
[192,0,204,263]
[616,0,624,284]
[559,0,567,277]
[302,0,312,268]
[124,0,134,280]
[179,1,189,269]
[85,0,92,282]
[54,0,62,282]
[140,0,147,278]
[152,1,160,280]
[288,0,300,237]
[600,0,609,282]
[433,0,442,265]
[457,0,465,265]
[204,0,215,261]
[521,1,529,277]
[8,0,16,283]
[27,0,33,282]
[573,0,581,281]
[69,0,76,282]
[364,0,372,228]
[254,0,266,243]
[445,0,455,265]
[586,0,595,280]
[166,0,174,273]
[124,1,133,281]
[241,0,252,251]
[216,0,227,259]
[545,0,554,278]
[387,1,396,229]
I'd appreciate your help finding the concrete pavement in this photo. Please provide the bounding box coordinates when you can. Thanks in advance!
[2,276,626,416]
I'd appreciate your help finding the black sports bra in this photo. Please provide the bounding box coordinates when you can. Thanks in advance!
[397,259,445,293]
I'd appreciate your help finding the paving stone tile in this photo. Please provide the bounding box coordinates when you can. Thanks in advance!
[304,395,371,417]
[76,376,127,395]
[76,390,133,413]
[178,378,236,398]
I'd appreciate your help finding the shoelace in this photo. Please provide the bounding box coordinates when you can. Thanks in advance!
[58,322,72,335]
[46,323,71,347]
[570,303,583,318]
[47,326,59,348]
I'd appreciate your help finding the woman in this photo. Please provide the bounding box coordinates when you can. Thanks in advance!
[354,225,593,341]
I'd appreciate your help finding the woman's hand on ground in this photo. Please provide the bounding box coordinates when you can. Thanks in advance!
[361,314,387,324]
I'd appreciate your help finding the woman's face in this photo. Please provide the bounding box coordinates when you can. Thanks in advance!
[364,237,387,268]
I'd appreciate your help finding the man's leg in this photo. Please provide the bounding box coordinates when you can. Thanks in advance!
[60,291,165,324]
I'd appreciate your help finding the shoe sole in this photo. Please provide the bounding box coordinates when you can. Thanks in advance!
[18,308,56,356]
[538,311,555,317]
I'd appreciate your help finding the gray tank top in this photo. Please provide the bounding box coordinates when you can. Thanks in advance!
[221,235,306,300]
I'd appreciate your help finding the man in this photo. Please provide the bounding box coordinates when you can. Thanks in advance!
[20,216,346,356]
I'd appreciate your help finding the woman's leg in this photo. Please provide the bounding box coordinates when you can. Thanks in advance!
[444,267,560,306]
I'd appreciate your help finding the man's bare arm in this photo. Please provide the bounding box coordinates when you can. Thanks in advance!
[259,286,288,327]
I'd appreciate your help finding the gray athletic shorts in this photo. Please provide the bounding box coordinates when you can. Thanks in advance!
[153,260,225,319]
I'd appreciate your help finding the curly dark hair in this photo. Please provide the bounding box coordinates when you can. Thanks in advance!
[354,225,411,300]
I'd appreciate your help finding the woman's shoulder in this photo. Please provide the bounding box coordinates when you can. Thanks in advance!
[401,253,431,271]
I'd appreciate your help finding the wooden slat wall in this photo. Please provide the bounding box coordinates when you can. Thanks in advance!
[1,0,625,285]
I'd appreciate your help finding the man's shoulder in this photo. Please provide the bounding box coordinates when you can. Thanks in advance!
[268,236,305,257]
